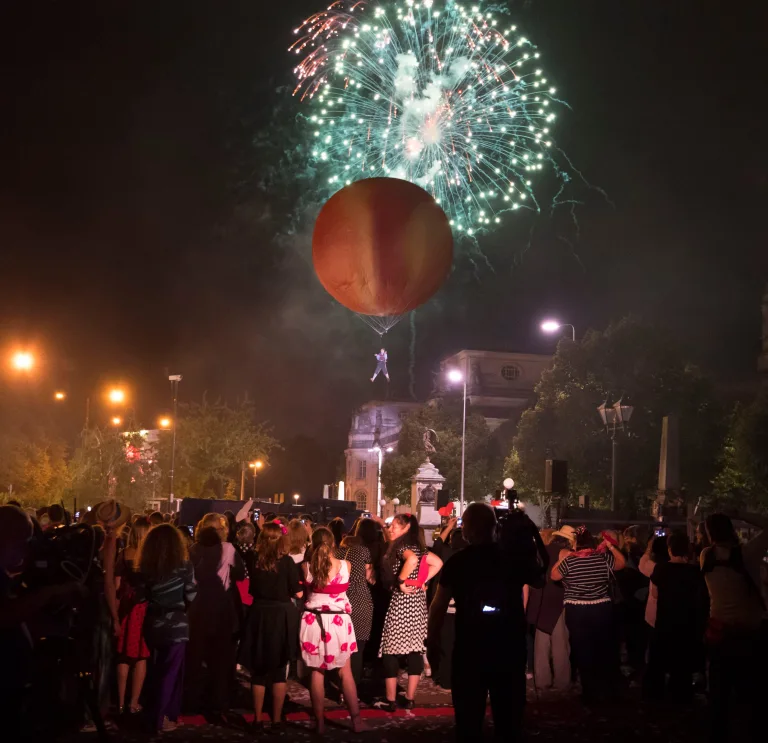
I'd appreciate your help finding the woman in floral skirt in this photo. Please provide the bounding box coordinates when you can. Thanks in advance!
[300,527,365,734]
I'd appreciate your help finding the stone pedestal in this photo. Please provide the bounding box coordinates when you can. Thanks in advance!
[411,460,445,546]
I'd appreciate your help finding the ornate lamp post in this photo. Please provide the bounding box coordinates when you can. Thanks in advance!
[597,398,634,512]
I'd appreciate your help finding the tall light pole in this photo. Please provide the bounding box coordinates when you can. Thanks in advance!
[597,398,634,512]
[541,320,576,342]
[169,374,182,511]
[446,366,467,515]
[368,443,394,517]
[249,460,264,500]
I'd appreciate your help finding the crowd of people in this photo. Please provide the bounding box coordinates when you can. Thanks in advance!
[0,497,766,741]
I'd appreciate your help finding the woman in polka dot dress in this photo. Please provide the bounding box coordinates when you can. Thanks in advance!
[300,527,365,734]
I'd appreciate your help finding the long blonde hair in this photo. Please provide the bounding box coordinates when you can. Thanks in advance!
[309,526,335,589]
[127,516,151,551]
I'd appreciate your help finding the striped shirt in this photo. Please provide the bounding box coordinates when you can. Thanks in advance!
[558,551,615,604]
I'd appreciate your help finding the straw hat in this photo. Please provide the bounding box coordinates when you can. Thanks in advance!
[93,499,131,529]
[552,524,577,547]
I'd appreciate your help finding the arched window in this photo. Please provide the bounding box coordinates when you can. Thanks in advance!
[354,490,368,510]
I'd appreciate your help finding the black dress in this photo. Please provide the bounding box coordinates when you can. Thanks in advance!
[240,554,301,677]
[336,545,373,642]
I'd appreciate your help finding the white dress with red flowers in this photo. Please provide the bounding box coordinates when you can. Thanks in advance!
[300,560,357,670]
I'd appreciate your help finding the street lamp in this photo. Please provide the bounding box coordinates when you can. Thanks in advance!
[158,417,172,429]
[597,398,634,512]
[111,416,123,427]
[541,320,576,342]
[249,460,264,500]
[368,443,394,518]
[108,388,126,405]
[54,391,66,401]
[446,367,467,515]
[10,351,34,371]
[293,493,300,506]
[168,374,182,512]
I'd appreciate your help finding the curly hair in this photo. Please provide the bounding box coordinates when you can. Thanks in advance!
[309,526,335,589]
[256,522,285,572]
[136,523,188,583]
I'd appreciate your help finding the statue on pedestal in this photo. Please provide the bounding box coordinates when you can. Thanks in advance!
[423,428,438,459]
[420,484,437,506]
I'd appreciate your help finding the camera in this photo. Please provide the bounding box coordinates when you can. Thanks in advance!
[456,518,463,527]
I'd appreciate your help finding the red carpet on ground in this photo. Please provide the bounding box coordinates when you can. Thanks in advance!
[179,706,457,726]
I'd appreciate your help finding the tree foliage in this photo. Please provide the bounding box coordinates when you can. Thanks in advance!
[381,398,502,505]
[712,389,768,512]
[154,398,280,500]
[507,317,725,510]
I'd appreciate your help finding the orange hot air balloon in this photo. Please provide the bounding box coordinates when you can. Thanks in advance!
[312,178,453,334]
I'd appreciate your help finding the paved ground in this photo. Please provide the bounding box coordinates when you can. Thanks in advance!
[65,674,718,742]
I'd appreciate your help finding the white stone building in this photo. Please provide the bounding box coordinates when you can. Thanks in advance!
[344,400,421,512]
[435,349,552,430]
[344,350,552,511]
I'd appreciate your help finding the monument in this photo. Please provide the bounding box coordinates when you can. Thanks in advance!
[411,429,445,544]
[654,415,681,520]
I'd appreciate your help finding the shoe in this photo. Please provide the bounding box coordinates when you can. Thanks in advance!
[270,721,286,736]
[252,720,266,734]
[161,717,178,732]
[402,697,415,710]
[373,699,396,713]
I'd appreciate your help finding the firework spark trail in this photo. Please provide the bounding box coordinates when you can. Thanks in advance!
[291,0,568,236]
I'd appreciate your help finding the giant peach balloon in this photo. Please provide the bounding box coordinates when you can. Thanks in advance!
[312,178,453,317]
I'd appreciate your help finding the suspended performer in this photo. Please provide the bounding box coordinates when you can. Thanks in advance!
[371,349,389,382]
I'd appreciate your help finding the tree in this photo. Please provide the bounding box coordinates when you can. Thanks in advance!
[712,389,768,512]
[381,399,502,505]
[0,391,71,508]
[68,426,155,512]
[154,398,280,500]
[507,317,725,511]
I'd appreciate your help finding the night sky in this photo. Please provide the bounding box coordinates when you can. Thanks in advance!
[1,0,766,497]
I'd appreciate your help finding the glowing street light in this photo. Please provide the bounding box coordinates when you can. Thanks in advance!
[54,391,67,401]
[10,351,34,371]
[540,319,576,342]
[111,416,123,427]
[446,367,467,515]
[248,460,264,499]
[158,417,172,429]
[108,388,126,405]
[293,493,300,506]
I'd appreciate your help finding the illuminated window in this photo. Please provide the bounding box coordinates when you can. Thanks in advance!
[354,490,368,509]
[501,364,521,381]
[356,459,367,480]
